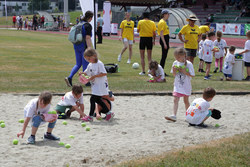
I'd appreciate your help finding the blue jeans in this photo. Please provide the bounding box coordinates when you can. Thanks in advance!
[32,115,56,128]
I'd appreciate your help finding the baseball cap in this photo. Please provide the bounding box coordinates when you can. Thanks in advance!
[161,9,171,15]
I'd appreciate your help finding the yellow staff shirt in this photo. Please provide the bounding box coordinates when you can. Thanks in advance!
[157,19,169,36]
[137,19,156,37]
[180,24,201,49]
[120,20,135,40]
[199,25,210,34]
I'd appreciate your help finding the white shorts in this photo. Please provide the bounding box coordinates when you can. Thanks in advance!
[123,38,133,45]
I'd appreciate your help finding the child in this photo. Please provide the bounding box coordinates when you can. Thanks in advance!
[165,47,195,122]
[80,48,114,122]
[17,92,59,144]
[55,84,85,119]
[198,33,206,73]
[213,31,227,73]
[203,31,219,80]
[222,46,236,81]
[186,87,216,128]
[148,60,166,82]
[238,30,250,81]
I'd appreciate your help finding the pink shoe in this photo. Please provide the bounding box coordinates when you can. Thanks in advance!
[105,112,115,121]
[81,116,93,122]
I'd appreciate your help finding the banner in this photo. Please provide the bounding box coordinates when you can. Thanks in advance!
[216,23,241,35]
[103,1,111,35]
[245,24,250,35]
[241,24,245,36]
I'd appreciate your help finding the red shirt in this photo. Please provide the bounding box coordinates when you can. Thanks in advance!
[13,16,16,22]
[41,16,45,22]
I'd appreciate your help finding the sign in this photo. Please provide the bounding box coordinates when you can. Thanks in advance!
[103,1,111,36]
[245,24,250,35]
[216,23,241,35]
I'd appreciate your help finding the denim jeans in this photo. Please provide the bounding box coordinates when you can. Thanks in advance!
[32,115,56,128]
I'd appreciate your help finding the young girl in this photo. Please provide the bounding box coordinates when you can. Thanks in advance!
[148,60,166,82]
[80,48,114,122]
[213,31,227,73]
[165,48,195,122]
[17,92,59,144]
[198,33,206,73]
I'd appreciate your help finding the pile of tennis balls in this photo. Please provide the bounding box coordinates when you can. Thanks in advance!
[0,120,5,128]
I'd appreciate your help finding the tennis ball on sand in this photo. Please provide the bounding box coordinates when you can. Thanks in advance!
[19,119,24,123]
[13,139,18,145]
[1,123,5,128]
[59,142,65,146]
[85,127,90,131]
[62,121,67,125]
[65,144,71,149]
[215,124,220,127]
[69,135,75,139]
[0,120,4,124]
[81,123,86,127]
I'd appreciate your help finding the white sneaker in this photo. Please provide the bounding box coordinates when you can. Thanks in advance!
[139,72,145,76]
[127,59,131,64]
[117,54,122,62]
[165,115,177,122]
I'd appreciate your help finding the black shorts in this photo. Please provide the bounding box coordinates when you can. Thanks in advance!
[205,61,212,64]
[245,62,250,67]
[200,58,204,61]
[139,37,153,50]
[186,49,197,57]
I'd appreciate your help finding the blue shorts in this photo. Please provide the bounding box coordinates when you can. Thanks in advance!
[207,110,212,117]
[224,73,232,78]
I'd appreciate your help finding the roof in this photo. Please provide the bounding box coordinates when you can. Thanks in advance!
[109,0,167,6]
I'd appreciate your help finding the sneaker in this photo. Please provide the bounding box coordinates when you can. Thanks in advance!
[64,77,72,87]
[81,115,93,122]
[27,135,35,144]
[197,123,208,128]
[208,74,212,78]
[213,67,218,73]
[127,59,131,64]
[201,69,206,73]
[44,133,60,140]
[105,112,115,121]
[85,82,91,86]
[204,76,210,80]
[164,115,177,122]
[117,54,122,62]
[66,110,71,118]
[139,72,145,76]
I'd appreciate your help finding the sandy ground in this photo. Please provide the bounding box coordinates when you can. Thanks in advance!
[0,94,249,167]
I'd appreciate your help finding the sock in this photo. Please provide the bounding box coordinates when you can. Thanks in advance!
[31,135,35,137]
[47,132,51,135]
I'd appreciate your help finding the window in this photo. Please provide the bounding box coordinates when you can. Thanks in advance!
[22,3,26,6]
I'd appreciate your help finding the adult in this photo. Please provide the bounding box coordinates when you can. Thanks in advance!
[41,15,45,28]
[12,15,16,28]
[96,14,104,44]
[65,11,93,87]
[118,12,135,64]
[137,12,156,75]
[178,15,201,64]
[158,9,171,74]
[33,14,38,31]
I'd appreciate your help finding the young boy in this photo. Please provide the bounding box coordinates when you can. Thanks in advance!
[203,32,218,80]
[186,87,216,128]
[55,84,85,119]
[223,46,236,81]
[238,30,250,81]
[198,33,206,73]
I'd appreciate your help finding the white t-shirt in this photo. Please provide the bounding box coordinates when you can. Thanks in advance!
[57,91,83,106]
[243,40,250,63]
[198,40,205,60]
[186,98,210,125]
[223,53,235,75]
[24,98,50,118]
[203,39,214,62]
[84,60,109,96]
[214,39,227,59]
[149,64,165,80]
[171,60,195,96]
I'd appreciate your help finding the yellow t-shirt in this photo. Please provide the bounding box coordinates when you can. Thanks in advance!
[157,19,169,36]
[137,19,156,37]
[180,24,201,49]
[120,20,135,40]
[199,25,209,34]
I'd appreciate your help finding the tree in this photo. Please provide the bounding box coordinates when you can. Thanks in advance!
[28,0,50,12]
[15,3,19,12]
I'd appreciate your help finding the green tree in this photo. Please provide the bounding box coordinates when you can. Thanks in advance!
[15,3,19,12]
[28,0,50,12]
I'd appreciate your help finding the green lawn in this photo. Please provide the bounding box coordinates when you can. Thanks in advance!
[0,29,250,93]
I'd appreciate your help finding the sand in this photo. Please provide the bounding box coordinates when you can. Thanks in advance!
[0,94,249,167]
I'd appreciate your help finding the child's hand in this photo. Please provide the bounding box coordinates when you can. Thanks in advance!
[17,131,25,138]
[179,67,186,74]
[48,118,57,123]
[173,66,178,73]
[96,114,101,120]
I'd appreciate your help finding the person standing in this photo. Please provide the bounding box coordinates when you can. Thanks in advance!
[137,12,156,75]
[97,14,104,44]
[158,9,171,75]
[65,11,93,87]
[12,15,16,28]
[118,12,135,64]
[33,14,38,31]
[178,15,201,64]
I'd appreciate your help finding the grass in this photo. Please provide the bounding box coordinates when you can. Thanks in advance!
[0,29,250,93]
[117,132,250,167]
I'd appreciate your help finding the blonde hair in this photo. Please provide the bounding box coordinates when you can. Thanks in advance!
[39,91,52,105]
[174,47,186,59]
[84,48,98,63]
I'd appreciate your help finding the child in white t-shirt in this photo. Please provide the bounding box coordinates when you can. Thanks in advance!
[222,46,236,81]
[165,47,195,122]
[213,31,227,73]
[148,60,166,82]
[17,92,59,144]
[203,32,219,80]
[198,33,206,73]
[55,84,85,119]
[80,48,114,122]
[186,87,216,127]
[238,30,250,81]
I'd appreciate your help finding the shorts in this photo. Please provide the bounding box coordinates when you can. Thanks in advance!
[244,62,250,67]
[224,73,232,78]
[205,61,212,64]
[173,92,189,97]
[207,110,212,117]
[199,58,204,61]
[55,104,72,114]
[186,49,197,57]
[139,37,153,50]
[123,38,133,45]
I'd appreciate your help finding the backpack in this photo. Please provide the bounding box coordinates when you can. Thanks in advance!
[104,64,119,73]
[68,22,86,44]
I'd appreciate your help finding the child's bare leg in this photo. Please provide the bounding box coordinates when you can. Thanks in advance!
[201,116,209,123]
[31,127,38,136]
[247,67,250,77]
[140,50,145,72]
[200,61,204,69]
[205,63,211,76]
[173,96,180,116]
[183,96,190,110]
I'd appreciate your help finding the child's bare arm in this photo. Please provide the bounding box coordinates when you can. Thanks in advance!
[239,49,250,55]
[72,105,85,118]
[17,117,31,138]
[172,66,177,77]
[179,68,194,77]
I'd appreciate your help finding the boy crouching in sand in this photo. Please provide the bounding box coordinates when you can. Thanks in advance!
[186,87,216,128]
[17,92,60,144]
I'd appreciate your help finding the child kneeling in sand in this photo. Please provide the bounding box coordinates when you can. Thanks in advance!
[55,84,85,119]
[186,87,216,128]
[17,92,60,144]
[148,60,166,82]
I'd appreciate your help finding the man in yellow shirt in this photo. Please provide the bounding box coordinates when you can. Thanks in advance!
[118,12,135,64]
[178,15,201,64]
[137,12,157,75]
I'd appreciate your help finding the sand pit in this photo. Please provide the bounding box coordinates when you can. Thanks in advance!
[0,94,249,167]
